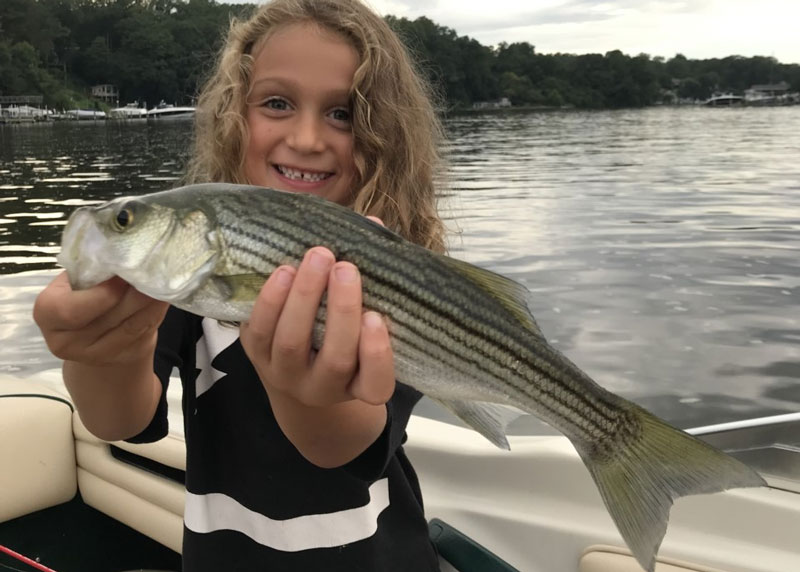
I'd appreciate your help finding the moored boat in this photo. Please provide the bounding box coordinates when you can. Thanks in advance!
[146,102,195,121]
[703,94,744,106]
[63,109,107,120]
[109,103,148,120]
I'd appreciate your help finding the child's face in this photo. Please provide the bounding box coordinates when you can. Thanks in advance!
[244,22,359,205]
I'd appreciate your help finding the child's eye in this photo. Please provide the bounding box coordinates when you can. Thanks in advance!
[262,97,291,111]
[329,108,351,124]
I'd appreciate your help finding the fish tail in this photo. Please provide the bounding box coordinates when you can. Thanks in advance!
[574,405,766,572]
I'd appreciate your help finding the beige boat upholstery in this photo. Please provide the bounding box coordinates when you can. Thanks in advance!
[3,372,800,572]
[72,381,187,553]
[74,421,185,552]
[0,374,77,522]
[580,545,728,571]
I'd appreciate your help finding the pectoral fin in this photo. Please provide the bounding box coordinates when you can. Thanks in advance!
[433,398,528,450]
[214,274,269,302]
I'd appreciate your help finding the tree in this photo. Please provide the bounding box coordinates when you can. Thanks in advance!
[1,0,799,111]
[0,0,69,63]
[677,78,706,101]
[499,72,534,105]
[666,54,690,78]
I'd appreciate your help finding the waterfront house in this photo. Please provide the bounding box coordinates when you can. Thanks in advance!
[744,81,792,105]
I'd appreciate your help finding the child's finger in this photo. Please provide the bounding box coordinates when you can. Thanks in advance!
[308,261,363,404]
[349,311,395,405]
[81,286,166,342]
[241,266,296,355]
[81,301,169,365]
[33,272,128,331]
[269,248,333,377]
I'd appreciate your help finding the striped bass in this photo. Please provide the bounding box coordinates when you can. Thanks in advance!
[57,183,766,572]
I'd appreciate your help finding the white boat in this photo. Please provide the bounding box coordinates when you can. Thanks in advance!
[0,105,51,123]
[703,94,744,107]
[1,370,799,571]
[147,102,196,121]
[109,103,148,120]
[64,109,107,120]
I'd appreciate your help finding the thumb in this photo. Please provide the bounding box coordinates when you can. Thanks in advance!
[34,272,130,330]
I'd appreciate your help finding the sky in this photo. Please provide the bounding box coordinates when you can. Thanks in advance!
[225,0,800,64]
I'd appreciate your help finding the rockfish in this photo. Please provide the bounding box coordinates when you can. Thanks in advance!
[57,183,765,572]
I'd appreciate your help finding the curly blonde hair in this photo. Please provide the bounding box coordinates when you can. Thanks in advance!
[184,0,447,253]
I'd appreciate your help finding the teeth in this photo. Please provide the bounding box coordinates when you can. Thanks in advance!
[278,166,329,182]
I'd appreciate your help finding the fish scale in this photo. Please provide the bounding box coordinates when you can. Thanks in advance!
[211,188,622,437]
[58,182,767,572]
[213,191,665,449]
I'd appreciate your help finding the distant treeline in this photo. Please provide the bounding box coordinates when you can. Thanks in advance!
[2,0,799,111]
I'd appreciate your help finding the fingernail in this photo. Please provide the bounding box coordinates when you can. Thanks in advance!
[308,249,333,271]
[274,267,294,288]
[335,263,358,283]
[363,311,383,329]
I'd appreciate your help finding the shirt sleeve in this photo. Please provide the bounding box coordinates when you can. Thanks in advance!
[125,306,187,444]
[340,382,422,482]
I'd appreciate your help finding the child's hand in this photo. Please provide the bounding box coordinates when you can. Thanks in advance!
[238,215,395,466]
[33,271,169,367]
[239,244,396,408]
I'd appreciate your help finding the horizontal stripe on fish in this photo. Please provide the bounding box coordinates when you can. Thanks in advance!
[213,193,625,440]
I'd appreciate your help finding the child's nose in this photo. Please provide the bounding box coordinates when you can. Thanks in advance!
[287,113,325,153]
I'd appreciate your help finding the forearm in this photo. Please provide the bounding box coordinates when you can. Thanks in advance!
[63,359,162,442]
[265,386,387,468]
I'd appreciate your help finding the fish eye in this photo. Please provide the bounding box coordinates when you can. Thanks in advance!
[113,206,134,231]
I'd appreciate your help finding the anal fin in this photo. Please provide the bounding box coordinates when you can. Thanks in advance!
[433,398,528,450]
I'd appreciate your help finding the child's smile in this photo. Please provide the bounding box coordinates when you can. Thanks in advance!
[274,163,333,186]
[244,22,358,205]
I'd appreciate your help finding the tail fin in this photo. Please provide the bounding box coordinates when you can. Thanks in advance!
[575,406,766,572]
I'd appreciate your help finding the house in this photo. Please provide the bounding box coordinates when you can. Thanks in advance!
[91,84,119,103]
[744,81,791,104]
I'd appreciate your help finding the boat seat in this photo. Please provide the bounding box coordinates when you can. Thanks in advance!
[430,518,519,572]
[0,375,77,523]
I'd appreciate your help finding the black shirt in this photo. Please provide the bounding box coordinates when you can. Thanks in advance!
[131,306,440,571]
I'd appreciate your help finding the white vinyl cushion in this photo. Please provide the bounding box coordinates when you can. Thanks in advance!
[0,375,77,522]
[580,545,728,572]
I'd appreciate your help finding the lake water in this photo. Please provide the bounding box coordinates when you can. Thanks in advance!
[1,107,799,431]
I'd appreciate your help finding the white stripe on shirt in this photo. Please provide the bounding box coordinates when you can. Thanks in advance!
[195,318,240,397]
[184,478,390,551]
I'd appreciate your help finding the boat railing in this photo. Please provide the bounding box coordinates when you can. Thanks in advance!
[689,412,800,492]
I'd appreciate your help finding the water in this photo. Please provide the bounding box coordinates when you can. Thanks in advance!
[2,107,799,431]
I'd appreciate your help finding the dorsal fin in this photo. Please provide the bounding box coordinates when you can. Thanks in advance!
[438,255,545,338]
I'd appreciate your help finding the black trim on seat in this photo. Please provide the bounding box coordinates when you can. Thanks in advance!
[110,445,186,485]
[429,518,520,572]
[0,393,74,411]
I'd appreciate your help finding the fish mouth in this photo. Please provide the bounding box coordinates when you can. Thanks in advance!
[58,204,215,301]
[58,208,116,290]
[274,164,333,183]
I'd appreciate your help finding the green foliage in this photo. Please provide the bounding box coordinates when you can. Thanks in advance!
[0,0,251,109]
[0,0,797,110]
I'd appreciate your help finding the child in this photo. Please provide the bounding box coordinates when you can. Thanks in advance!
[34,0,446,570]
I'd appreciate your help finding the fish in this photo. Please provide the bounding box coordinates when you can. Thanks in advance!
[57,183,766,572]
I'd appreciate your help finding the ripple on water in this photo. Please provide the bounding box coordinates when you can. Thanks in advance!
[2,110,800,426]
